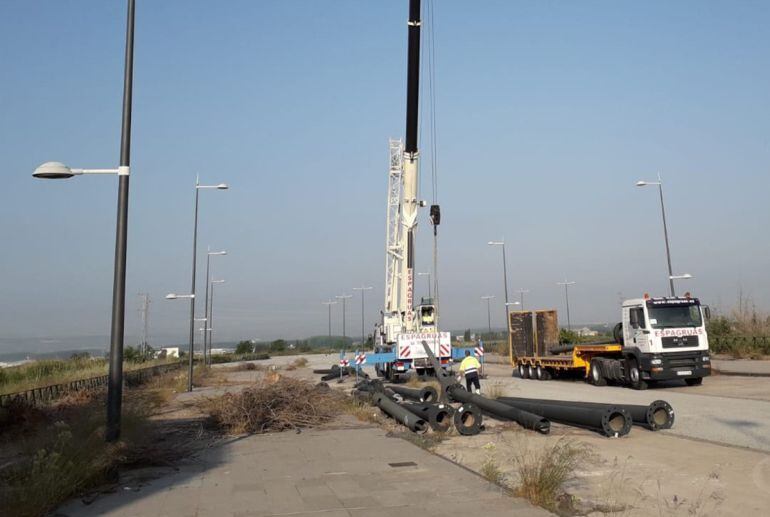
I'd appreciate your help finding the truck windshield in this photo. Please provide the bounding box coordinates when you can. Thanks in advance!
[647,305,702,329]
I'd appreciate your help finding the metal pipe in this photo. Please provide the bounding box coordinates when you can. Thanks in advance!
[400,402,453,432]
[388,385,438,403]
[419,341,549,433]
[372,392,428,434]
[497,399,632,437]
[499,397,673,431]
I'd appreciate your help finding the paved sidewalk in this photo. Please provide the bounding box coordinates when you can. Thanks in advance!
[713,359,770,377]
[58,426,550,517]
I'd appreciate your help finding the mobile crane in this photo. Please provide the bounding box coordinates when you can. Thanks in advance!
[373,0,451,381]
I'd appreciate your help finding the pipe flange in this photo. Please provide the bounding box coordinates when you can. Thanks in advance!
[600,407,633,437]
[646,400,675,430]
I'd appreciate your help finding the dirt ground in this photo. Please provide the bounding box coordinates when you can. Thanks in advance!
[231,353,770,516]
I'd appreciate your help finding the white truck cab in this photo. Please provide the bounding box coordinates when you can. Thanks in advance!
[620,294,711,387]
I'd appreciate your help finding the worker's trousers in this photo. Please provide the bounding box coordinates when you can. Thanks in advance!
[465,372,480,393]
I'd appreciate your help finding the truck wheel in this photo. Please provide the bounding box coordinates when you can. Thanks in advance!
[685,377,703,386]
[590,359,607,386]
[527,364,535,379]
[627,358,648,390]
[517,364,527,379]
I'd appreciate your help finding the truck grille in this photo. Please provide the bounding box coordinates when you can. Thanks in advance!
[662,335,699,349]
[662,350,701,368]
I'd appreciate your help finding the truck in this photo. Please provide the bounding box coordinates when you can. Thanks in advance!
[372,0,451,381]
[512,294,711,389]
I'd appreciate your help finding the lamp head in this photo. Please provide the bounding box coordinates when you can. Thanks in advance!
[33,161,76,179]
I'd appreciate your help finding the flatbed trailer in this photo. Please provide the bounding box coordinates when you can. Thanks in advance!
[513,344,623,381]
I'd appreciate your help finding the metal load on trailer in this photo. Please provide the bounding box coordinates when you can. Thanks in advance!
[509,310,559,358]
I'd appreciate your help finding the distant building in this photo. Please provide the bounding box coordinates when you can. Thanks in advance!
[576,327,599,337]
[160,347,180,358]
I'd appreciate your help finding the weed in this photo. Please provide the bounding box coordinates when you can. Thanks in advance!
[342,397,382,424]
[285,357,309,371]
[511,437,590,512]
[205,376,344,434]
[481,457,506,485]
[392,430,447,451]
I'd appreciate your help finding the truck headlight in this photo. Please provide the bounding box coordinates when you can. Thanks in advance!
[702,356,710,362]
[650,358,662,365]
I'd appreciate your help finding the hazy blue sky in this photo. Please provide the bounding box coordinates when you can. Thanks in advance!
[2,1,769,350]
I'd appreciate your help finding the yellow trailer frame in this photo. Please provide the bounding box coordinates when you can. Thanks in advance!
[512,344,623,378]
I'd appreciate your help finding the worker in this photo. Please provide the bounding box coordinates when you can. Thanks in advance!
[459,349,482,394]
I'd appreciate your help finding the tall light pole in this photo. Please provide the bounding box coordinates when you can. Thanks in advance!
[417,272,431,300]
[481,295,495,335]
[335,294,353,342]
[557,280,576,330]
[208,279,225,357]
[187,178,228,391]
[636,174,676,296]
[352,286,373,348]
[322,300,338,339]
[517,289,529,311]
[488,240,511,332]
[203,249,226,364]
[31,0,136,442]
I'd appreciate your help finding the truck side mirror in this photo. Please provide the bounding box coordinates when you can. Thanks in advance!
[704,306,711,320]
[629,309,639,329]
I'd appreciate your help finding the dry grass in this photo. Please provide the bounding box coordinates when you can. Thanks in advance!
[285,357,309,371]
[480,457,506,485]
[0,388,165,517]
[482,382,505,399]
[511,437,591,513]
[205,376,344,434]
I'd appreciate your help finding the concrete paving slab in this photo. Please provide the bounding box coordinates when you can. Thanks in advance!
[57,426,549,517]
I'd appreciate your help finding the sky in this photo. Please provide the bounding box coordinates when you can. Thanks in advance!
[1,1,769,351]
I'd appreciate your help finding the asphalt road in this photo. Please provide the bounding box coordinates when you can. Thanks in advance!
[482,362,770,452]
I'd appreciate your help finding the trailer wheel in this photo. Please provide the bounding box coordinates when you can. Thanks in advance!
[541,368,552,380]
[627,358,648,390]
[527,364,535,379]
[685,377,703,386]
[517,363,527,379]
[590,359,607,386]
[536,365,543,380]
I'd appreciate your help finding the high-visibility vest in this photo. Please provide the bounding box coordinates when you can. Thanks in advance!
[460,356,481,375]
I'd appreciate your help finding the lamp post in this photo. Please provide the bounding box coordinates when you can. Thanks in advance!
[481,296,495,335]
[417,272,431,300]
[335,294,353,341]
[186,178,228,392]
[517,289,529,311]
[322,300,338,338]
[352,286,373,349]
[203,249,227,364]
[488,240,511,332]
[208,279,225,355]
[30,0,136,443]
[636,174,676,297]
[556,280,576,330]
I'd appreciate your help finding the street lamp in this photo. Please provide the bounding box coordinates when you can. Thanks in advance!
[208,279,225,356]
[636,174,676,296]
[417,272,431,300]
[556,280,576,330]
[352,286,374,349]
[203,249,227,365]
[335,294,353,341]
[166,293,195,300]
[670,274,693,280]
[186,178,228,392]
[31,0,136,443]
[488,240,511,332]
[481,295,495,335]
[516,289,529,311]
[322,300,338,338]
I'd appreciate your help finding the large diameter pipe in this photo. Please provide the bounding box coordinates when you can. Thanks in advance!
[497,399,632,437]
[372,392,428,434]
[401,402,453,432]
[417,341,550,433]
[389,385,438,403]
[499,397,674,431]
[447,384,550,434]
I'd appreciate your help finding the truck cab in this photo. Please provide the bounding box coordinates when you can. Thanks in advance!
[621,294,711,387]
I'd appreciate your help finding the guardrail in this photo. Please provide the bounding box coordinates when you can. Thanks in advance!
[0,361,183,408]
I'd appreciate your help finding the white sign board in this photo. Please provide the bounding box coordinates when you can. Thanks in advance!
[396,332,451,359]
